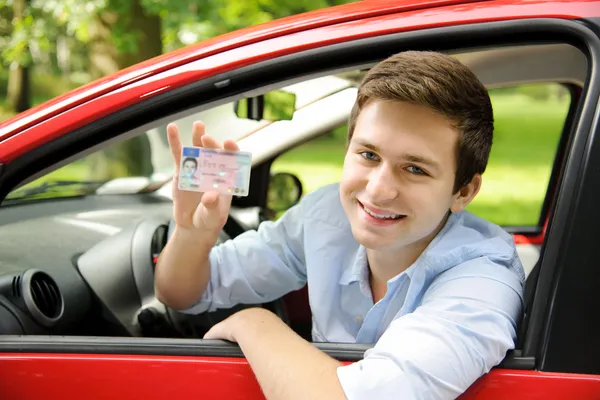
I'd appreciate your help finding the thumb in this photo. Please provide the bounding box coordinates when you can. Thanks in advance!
[202,191,220,208]
[203,321,235,342]
[192,191,223,230]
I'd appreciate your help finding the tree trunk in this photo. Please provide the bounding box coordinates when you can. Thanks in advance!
[87,0,162,181]
[6,0,31,113]
[116,0,162,70]
[7,63,30,113]
[89,0,162,78]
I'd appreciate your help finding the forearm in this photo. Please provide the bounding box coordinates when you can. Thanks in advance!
[154,225,217,310]
[233,310,347,400]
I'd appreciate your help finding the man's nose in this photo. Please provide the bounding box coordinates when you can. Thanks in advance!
[366,165,399,201]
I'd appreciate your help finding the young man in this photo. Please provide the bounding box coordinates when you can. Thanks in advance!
[155,51,525,400]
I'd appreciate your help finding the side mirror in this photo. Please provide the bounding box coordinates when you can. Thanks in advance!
[267,172,303,212]
[234,90,296,121]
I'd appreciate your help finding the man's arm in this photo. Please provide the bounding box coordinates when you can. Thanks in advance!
[155,122,237,310]
[204,258,523,400]
[178,202,308,315]
[336,259,523,399]
[157,185,312,315]
[154,225,216,310]
[156,119,314,313]
[205,308,347,400]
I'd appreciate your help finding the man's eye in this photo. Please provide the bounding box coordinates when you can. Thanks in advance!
[407,166,425,175]
[360,151,379,161]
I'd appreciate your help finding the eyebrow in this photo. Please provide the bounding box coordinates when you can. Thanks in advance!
[352,139,441,171]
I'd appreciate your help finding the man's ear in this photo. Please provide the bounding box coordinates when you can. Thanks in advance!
[450,174,482,213]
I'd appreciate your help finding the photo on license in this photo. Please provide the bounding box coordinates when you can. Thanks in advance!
[179,146,252,197]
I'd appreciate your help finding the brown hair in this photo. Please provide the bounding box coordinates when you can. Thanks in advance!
[348,51,494,193]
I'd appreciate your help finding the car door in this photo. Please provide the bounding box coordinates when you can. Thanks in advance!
[1,2,600,399]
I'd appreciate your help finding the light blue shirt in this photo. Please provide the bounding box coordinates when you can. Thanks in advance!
[183,183,525,400]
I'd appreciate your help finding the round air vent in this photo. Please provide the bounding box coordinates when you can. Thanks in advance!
[22,269,64,327]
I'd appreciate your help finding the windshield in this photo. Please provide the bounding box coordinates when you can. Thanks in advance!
[5,75,356,203]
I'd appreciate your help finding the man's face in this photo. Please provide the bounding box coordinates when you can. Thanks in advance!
[183,160,197,176]
[340,100,476,252]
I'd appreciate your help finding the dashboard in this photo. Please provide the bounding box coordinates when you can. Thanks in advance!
[0,192,262,338]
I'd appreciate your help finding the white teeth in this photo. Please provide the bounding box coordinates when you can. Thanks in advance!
[363,205,403,220]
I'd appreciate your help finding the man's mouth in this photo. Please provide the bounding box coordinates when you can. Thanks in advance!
[359,201,406,221]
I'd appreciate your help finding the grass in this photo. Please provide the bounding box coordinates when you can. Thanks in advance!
[272,125,348,192]
[467,91,568,225]
[272,88,570,227]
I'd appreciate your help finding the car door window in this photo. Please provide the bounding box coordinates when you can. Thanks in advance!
[468,83,571,227]
[271,124,347,195]
[5,101,263,203]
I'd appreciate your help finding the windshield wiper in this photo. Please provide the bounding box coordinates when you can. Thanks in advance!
[6,180,107,201]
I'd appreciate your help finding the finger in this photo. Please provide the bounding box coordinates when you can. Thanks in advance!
[201,191,220,207]
[203,322,233,341]
[167,123,182,166]
[193,192,222,231]
[191,121,206,147]
[223,139,240,152]
[201,135,223,149]
[202,325,220,340]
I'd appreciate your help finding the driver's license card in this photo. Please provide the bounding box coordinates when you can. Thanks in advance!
[178,146,252,197]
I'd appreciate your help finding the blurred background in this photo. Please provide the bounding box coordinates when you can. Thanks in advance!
[0,0,355,121]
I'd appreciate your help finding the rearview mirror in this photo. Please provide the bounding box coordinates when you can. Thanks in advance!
[234,90,296,121]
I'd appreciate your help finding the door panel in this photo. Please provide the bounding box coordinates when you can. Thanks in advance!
[0,354,599,399]
[0,353,264,400]
[461,369,600,399]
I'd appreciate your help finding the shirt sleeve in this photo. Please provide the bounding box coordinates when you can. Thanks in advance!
[336,257,524,400]
[180,194,310,315]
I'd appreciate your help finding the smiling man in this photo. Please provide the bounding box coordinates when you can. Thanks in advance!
[155,51,525,400]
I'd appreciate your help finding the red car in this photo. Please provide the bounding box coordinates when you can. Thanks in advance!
[0,0,599,398]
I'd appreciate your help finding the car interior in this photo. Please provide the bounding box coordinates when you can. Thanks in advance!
[0,18,592,368]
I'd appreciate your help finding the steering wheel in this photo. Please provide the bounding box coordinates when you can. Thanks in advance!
[77,212,291,340]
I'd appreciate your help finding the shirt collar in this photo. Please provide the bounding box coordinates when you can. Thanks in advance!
[339,245,368,285]
[338,212,459,287]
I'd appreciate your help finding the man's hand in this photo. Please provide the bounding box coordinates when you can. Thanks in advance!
[167,121,240,233]
[154,120,240,310]
[204,307,281,343]
[203,308,348,400]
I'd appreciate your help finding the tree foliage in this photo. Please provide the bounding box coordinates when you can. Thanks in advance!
[1,0,357,68]
[0,0,357,174]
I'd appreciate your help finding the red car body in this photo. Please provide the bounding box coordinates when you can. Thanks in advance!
[1,0,600,399]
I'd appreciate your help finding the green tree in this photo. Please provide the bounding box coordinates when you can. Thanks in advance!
[87,0,162,79]
[2,0,358,180]
[3,0,31,113]
[156,0,356,51]
[1,0,90,112]
[84,0,163,178]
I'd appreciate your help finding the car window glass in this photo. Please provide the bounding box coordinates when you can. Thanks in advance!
[272,124,347,196]
[5,73,355,204]
[4,101,263,202]
[467,83,570,227]
[271,83,571,228]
